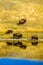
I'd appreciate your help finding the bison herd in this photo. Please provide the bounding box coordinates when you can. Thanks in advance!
[5,19,38,49]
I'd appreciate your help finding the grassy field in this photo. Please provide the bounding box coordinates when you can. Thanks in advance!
[0,0,43,60]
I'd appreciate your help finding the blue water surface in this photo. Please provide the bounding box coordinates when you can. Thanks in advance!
[0,58,43,65]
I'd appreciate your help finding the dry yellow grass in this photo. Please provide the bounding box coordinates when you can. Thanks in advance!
[0,0,43,60]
